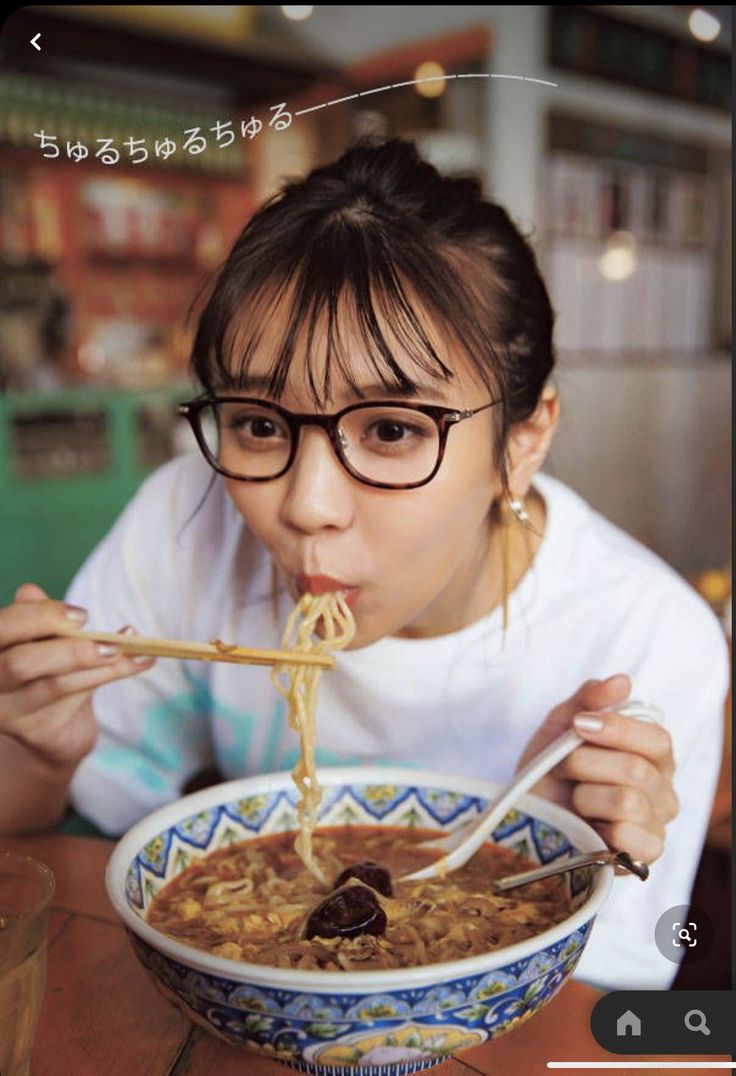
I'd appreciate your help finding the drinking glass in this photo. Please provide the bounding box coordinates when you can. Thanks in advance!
[0,853,55,1076]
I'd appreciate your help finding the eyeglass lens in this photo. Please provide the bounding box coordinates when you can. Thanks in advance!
[198,400,441,485]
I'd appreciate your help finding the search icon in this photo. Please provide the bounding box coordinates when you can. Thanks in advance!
[684,1009,710,1036]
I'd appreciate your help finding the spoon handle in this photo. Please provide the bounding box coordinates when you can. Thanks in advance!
[461,698,663,865]
[401,700,662,882]
[440,727,585,873]
[492,850,650,892]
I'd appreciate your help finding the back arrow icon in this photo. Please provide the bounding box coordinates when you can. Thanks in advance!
[31,33,41,51]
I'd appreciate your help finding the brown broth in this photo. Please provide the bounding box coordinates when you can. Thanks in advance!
[147,826,572,971]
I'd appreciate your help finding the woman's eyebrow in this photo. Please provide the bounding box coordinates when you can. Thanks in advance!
[214,375,450,401]
[350,382,448,401]
[216,374,268,392]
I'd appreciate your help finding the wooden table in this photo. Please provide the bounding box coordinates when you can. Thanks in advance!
[1,833,726,1076]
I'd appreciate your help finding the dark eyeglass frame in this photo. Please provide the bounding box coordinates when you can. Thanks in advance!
[177,395,501,490]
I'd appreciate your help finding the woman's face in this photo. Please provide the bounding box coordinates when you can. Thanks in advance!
[221,296,504,648]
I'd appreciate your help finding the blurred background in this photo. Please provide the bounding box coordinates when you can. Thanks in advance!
[0,5,731,984]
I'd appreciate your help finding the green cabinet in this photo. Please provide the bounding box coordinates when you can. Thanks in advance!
[0,383,192,604]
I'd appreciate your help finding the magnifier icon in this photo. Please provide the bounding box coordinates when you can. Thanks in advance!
[684,1009,710,1036]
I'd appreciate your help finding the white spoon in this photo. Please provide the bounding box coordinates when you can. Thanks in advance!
[399,700,662,883]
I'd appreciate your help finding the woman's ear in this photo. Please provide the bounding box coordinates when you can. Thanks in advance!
[506,384,560,498]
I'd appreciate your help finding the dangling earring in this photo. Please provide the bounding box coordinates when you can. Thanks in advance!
[508,497,530,525]
[500,495,529,632]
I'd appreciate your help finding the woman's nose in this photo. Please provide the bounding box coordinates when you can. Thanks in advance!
[278,426,356,533]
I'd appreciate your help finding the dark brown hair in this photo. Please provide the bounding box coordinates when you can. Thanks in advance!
[189,135,555,492]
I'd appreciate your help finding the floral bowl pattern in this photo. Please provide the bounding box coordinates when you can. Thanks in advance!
[106,766,613,1075]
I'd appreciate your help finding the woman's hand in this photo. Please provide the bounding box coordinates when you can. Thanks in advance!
[0,582,155,773]
[515,674,678,864]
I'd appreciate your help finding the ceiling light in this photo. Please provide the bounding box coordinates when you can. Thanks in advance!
[688,8,721,42]
[414,61,447,98]
[597,231,639,282]
[281,6,314,21]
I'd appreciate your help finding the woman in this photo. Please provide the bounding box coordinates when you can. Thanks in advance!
[0,138,727,993]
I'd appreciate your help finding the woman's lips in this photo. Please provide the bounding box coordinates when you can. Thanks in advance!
[296,573,360,608]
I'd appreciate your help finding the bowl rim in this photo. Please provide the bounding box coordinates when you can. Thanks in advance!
[106,765,614,994]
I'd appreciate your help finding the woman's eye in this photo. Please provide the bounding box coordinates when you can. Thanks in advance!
[248,417,278,438]
[230,414,285,439]
[375,422,407,442]
[364,420,427,448]
[225,411,286,445]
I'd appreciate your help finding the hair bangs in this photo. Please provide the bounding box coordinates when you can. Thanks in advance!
[192,216,497,408]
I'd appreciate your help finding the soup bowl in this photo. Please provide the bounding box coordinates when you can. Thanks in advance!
[106,766,613,1075]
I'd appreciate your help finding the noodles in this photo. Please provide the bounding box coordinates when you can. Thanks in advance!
[147,826,573,970]
[270,592,356,883]
[146,594,572,973]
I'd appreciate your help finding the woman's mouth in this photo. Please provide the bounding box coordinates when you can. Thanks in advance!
[296,573,361,609]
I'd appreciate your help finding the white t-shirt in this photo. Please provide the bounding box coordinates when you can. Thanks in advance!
[66,452,729,993]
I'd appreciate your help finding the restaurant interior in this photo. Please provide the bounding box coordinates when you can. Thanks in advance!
[0,0,731,1003]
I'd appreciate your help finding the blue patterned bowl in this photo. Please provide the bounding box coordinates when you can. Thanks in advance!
[106,766,612,1074]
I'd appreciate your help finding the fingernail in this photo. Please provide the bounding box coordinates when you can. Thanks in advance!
[65,605,88,623]
[574,713,605,733]
[118,625,136,636]
[605,673,629,688]
[96,643,121,658]
[132,654,155,665]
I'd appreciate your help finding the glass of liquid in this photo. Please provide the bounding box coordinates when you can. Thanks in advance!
[0,853,55,1076]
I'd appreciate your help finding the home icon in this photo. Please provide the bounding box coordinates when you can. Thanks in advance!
[616,1010,642,1036]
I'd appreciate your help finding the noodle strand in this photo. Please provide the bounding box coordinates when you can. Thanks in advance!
[270,591,356,882]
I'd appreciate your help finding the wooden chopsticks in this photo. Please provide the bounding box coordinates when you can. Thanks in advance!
[59,628,335,670]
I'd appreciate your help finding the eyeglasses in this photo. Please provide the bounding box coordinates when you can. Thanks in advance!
[178,395,501,490]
